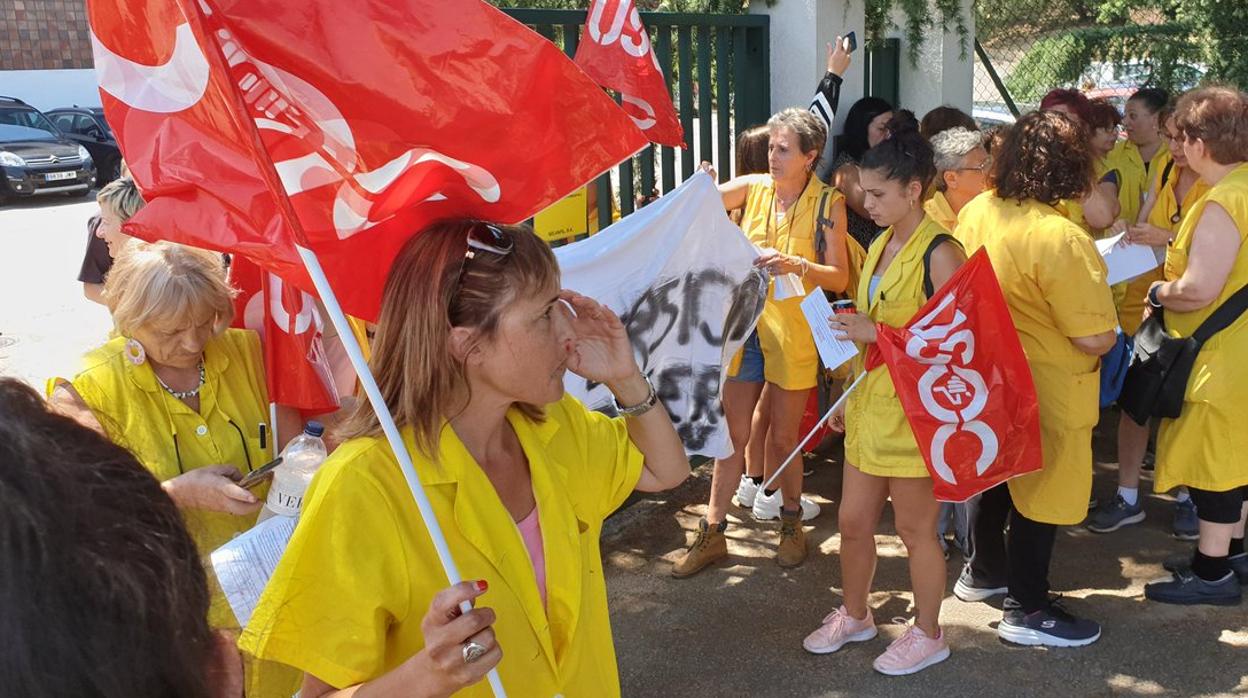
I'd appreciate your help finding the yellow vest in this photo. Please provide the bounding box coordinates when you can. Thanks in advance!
[239,394,645,697]
[845,216,951,478]
[734,173,844,390]
[956,194,1118,524]
[1107,139,1171,226]
[1117,163,1211,334]
[1156,163,1248,493]
[924,191,958,233]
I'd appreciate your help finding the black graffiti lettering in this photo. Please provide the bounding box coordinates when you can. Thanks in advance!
[715,268,768,345]
[619,276,682,367]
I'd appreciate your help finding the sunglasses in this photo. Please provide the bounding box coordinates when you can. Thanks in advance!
[452,222,513,300]
[957,155,993,173]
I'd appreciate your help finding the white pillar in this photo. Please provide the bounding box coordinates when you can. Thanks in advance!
[888,0,976,115]
[747,0,865,136]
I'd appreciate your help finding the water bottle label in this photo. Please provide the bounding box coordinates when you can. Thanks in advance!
[266,488,304,517]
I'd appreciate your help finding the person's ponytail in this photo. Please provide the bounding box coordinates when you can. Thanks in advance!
[860,109,936,189]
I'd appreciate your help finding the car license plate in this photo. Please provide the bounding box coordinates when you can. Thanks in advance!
[45,171,77,182]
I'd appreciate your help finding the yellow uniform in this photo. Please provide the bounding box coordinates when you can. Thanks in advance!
[845,216,951,478]
[1155,163,1248,493]
[956,195,1118,524]
[1107,139,1171,226]
[239,393,645,696]
[1119,164,1211,334]
[63,330,271,621]
[733,173,843,390]
[924,190,958,233]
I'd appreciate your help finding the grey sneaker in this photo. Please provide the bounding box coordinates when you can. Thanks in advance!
[1172,499,1199,540]
[1086,495,1145,533]
[1145,570,1242,606]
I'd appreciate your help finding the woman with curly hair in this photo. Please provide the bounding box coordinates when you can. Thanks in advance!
[952,110,1118,647]
[1040,89,1122,232]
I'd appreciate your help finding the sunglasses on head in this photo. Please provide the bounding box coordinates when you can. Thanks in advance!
[451,223,513,304]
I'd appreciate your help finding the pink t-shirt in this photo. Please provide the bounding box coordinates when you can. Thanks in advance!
[517,507,547,607]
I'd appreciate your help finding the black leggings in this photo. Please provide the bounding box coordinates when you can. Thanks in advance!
[1188,486,1248,525]
[967,484,1059,614]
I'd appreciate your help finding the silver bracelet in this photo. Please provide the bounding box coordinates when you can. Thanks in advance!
[612,376,659,418]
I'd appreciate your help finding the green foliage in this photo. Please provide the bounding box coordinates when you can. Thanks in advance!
[863,0,970,66]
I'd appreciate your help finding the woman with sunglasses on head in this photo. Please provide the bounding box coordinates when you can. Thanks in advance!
[239,220,688,697]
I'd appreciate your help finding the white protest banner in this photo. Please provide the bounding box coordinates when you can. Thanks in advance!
[555,172,766,458]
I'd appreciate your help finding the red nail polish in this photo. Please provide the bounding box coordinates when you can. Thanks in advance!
[475,580,488,592]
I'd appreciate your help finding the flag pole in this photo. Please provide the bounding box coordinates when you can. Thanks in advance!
[295,245,509,698]
[759,371,866,494]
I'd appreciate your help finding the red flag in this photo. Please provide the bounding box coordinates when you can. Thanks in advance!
[575,0,685,148]
[230,256,340,415]
[88,0,648,321]
[871,250,1043,502]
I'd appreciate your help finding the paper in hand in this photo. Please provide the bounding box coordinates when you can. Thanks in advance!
[1096,231,1161,285]
[210,515,296,627]
[799,289,859,372]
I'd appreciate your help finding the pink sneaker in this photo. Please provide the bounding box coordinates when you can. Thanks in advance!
[802,605,877,655]
[872,622,950,676]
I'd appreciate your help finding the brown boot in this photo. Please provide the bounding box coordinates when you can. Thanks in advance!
[776,508,807,568]
[672,518,727,578]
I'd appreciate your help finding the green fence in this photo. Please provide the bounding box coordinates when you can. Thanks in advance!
[502,9,769,228]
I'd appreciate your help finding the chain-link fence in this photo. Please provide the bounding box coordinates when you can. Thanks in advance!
[971,0,1247,123]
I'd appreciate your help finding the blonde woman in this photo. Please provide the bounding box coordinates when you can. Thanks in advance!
[79,176,144,304]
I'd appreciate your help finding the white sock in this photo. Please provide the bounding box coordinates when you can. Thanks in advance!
[1175,488,1192,503]
[1118,486,1139,507]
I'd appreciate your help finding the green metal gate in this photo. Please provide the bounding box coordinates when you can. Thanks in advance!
[502,9,770,228]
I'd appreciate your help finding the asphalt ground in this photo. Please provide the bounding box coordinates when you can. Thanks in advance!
[602,413,1248,697]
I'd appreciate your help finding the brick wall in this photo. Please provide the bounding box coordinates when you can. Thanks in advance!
[0,0,94,70]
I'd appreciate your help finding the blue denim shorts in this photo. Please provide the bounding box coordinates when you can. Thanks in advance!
[730,331,765,383]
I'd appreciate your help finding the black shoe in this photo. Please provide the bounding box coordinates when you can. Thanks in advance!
[1145,570,1242,606]
[998,598,1101,647]
[954,563,1007,602]
[1163,553,1248,585]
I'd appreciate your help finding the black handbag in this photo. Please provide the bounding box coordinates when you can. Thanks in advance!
[1118,284,1248,425]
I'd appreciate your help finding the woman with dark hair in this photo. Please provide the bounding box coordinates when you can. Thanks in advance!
[832,96,894,249]
[1111,88,1172,223]
[240,220,689,696]
[1040,88,1121,231]
[954,110,1118,647]
[919,105,978,140]
[1144,86,1248,606]
[803,112,964,674]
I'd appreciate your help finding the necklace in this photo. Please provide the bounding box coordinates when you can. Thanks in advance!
[156,362,206,400]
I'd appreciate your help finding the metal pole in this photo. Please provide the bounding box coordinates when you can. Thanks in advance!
[759,371,865,493]
[974,38,1020,118]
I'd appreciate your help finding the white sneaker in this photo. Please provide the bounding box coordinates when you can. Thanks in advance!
[734,475,760,509]
[751,488,821,521]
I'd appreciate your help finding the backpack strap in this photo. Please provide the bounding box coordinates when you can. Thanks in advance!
[922,233,961,298]
[815,189,833,264]
[1191,284,1248,345]
[1159,160,1176,189]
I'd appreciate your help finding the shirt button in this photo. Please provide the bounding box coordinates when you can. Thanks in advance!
[196,425,208,437]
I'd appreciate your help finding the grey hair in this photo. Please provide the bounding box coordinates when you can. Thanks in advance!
[767,107,827,159]
[930,127,984,179]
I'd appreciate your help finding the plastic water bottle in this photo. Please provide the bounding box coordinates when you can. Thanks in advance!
[258,421,327,522]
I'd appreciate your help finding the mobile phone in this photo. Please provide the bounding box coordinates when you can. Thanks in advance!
[237,456,283,490]
[845,31,858,54]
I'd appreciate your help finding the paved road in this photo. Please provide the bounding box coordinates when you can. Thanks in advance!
[4,194,1246,697]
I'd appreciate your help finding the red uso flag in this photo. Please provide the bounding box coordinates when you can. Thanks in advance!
[869,250,1043,502]
[88,0,648,320]
[230,256,340,415]
[575,0,685,148]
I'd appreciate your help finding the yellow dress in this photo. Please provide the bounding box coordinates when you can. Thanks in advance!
[1155,163,1248,493]
[956,195,1118,524]
[845,216,951,478]
[733,173,844,390]
[924,190,958,233]
[1118,164,1211,335]
[1107,139,1171,226]
[239,393,645,697]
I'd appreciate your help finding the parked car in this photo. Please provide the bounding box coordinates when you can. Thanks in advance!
[972,105,1017,130]
[0,96,96,203]
[45,106,123,185]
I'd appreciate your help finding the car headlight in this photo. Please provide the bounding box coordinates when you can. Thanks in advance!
[0,150,25,167]
[77,145,92,162]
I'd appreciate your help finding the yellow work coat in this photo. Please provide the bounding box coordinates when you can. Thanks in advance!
[732,173,843,390]
[845,216,952,478]
[956,195,1118,524]
[239,393,645,696]
[924,190,958,233]
[1107,139,1171,227]
[1155,163,1248,493]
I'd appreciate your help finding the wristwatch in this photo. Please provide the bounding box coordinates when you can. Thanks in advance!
[612,376,659,418]
[1147,284,1164,310]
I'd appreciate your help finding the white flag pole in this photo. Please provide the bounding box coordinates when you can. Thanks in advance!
[294,246,508,698]
[268,402,279,458]
[759,371,866,494]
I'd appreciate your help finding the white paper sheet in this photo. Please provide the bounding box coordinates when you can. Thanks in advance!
[209,515,297,627]
[1096,231,1161,285]
[799,289,859,372]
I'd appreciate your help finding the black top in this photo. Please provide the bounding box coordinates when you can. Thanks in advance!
[77,215,111,284]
